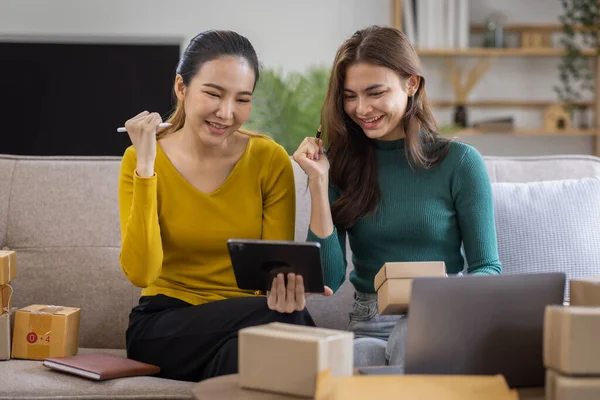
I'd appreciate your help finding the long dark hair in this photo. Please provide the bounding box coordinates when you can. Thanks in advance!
[323,25,450,229]
[158,30,260,138]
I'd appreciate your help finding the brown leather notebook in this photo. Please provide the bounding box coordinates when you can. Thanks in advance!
[43,353,160,381]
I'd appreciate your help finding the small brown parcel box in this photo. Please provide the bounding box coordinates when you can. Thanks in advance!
[0,308,16,360]
[546,368,600,400]
[570,276,600,307]
[12,305,80,361]
[0,250,16,285]
[374,261,446,315]
[544,305,600,375]
[315,371,519,400]
[239,322,353,398]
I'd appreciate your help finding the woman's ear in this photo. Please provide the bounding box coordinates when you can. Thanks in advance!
[406,75,421,96]
[174,74,186,101]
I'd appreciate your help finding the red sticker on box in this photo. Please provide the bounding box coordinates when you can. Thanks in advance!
[26,332,37,344]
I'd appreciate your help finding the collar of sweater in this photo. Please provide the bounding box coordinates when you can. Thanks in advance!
[372,138,405,150]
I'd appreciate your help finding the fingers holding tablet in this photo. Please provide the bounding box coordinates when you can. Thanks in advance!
[267,273,307,313]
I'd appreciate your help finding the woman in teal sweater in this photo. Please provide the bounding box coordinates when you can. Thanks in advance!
[293,25,502,368]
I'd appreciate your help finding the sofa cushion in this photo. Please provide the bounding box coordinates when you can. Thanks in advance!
[0,348,193,399]
[11,248,131,349]
[3,156,135,349]
[0,158,15,248]
[492,176,600,300]
[484,155,600,183]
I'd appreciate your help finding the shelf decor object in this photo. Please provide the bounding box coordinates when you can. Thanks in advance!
[391,0,600,156]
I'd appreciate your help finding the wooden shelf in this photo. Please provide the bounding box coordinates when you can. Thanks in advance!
[417,48,597,57]
[447,128,600,136]
[431,100,595,109]
[391,0,600,155]
[470,24,594,33]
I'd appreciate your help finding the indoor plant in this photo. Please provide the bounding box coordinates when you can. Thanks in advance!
[555,0,600,104]
[244,66,330,154]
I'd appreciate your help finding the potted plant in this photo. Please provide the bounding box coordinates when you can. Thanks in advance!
[555,0,600,105]
[244,66,330,154]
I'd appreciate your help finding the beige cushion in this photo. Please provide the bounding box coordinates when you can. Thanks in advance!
[11,248,131,349]
[482,154,600,183]
[0,158,15,246]
[0,348,193,399]
[1,155,136,350]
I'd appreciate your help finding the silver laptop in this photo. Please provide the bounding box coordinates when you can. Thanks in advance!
[404,272,566,388]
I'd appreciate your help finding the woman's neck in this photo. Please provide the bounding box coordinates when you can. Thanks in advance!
[377,123,406,142]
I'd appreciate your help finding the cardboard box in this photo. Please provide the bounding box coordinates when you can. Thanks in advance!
[0,250,16,285]
[239,322,353,398]
[12,305,80,361]
[374,262,446,315]
[0,308,16,360]
[377,279,413,315]
[570,277,600,307]
[546,368,600,400]
[544,306,600,375]
[315,370,519,400]
[1,284,12,312]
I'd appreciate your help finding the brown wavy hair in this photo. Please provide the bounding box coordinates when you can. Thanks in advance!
[323,25,451,229]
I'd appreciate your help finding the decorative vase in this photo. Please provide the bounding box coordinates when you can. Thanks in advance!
[454,105,468,128]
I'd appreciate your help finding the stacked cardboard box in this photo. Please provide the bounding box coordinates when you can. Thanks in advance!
[374,262,446,315]
[569,277,600,307]
[238,322,354,398]
[543,277,600,399]
[0,250,82,361]
[0,250,16,361]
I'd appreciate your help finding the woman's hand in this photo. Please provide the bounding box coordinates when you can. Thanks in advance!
[267,273,333,313]
[294,137,335,238]
[123,111,163,177]
[293,137,329,183]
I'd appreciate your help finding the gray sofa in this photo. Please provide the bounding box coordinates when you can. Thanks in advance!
[1,152,599,399]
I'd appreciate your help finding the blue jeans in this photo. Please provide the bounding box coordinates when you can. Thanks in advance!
[347,291,408,368]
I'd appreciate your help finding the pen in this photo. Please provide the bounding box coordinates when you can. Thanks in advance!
[117,123,172,133]
[315,125,325,157]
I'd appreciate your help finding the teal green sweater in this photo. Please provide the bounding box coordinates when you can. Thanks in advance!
[307,139,502,294]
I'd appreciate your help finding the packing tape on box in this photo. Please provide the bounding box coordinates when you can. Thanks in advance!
[2,284,13,314]
[6,251,11,283]
[26,306,65,360]
[0,250,15,284]
[1,253,14,314]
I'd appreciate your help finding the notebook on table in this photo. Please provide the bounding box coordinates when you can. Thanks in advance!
[43,353,160,381]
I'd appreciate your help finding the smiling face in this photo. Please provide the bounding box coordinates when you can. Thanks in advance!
[175,55,255,146]
[343,62,419,141]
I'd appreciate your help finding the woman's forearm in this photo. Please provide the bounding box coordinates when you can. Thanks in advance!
[308,176,334,238]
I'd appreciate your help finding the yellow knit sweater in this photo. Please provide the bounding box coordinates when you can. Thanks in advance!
[118,135,296,305]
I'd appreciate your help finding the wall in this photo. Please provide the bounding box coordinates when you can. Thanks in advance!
[0,0,388,72]
[0,0,593,156]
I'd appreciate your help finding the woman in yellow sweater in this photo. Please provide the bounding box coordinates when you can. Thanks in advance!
[118,30,323,382]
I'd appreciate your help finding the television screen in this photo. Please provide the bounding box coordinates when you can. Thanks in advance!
[0,41,180,156]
